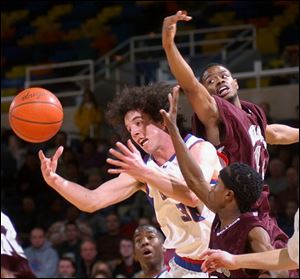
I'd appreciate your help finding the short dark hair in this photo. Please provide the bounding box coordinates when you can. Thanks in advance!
[199,62,231,83]
[134,225,165,243]
[219,163,263,213]
[106,82,186,139]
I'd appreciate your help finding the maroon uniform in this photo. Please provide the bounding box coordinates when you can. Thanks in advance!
[192,96,269,178]
[209,212,268,278]
[192,95,289,247]
[1,212,36,278]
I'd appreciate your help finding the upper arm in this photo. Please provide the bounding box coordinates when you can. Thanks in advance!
[184,81,219,126]
[248,226,273,253]
[265,125,278,144]
[89,173,143,211]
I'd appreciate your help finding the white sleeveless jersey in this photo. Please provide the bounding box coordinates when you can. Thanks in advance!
[145,134,216,259]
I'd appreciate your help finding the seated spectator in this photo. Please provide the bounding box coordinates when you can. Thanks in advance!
[74,89,103,140]
[91,260,112,278]
[278,201,299,238]
[77,239,99,278]
[54,256,77,278]
[264,158,288,194]
[113,238,141,278]
[56,222,82,269]
[24,227,59,278]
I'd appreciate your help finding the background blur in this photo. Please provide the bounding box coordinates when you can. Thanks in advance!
[1,1,299,278]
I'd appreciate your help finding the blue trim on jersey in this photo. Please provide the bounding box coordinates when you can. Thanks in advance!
[174,254,203,272]
[210,178,218,186]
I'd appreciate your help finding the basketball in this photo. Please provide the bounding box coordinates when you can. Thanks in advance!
[9,87,64,143]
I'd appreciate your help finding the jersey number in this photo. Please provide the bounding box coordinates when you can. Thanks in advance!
[176,204,205,222]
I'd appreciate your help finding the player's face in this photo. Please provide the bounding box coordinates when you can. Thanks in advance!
[134,227,164,266]
[202,66,239,102]
[208,177,228,210]
[124,110,165,154]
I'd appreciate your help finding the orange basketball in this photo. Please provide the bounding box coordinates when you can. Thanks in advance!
[9,87,63,143]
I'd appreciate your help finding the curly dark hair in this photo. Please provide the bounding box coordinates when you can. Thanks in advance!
[219,163,263,213]
[199,62,232,83]
[106,82,187,139]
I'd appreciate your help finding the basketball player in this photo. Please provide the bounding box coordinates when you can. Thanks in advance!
[1,211,36,278]
[199,208,299,273]
[159,87,289,277]
[39,82,223,278]
[162,10,299,249]
[133,225,167,278]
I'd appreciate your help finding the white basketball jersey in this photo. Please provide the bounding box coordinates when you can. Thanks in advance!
[145,134,215,259]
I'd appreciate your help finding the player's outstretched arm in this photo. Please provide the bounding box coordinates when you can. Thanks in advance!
[39,147,142,212]
[200,248,298,273]
[266,124,299,145]
[160,86,219,212]
[162,11,218,125]
[107,140,201,207]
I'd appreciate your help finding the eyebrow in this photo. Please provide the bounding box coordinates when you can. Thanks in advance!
[204,70,229,81]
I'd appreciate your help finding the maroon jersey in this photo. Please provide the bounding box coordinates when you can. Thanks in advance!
[192,95,269,179]
[209,212,268,278]
[1,212,36,278]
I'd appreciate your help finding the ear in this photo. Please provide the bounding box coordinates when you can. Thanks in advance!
[225,189,235,203]
[234,79,239,90]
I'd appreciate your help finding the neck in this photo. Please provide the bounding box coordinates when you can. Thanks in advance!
[218,209,241,229]
[152,136,175,166]
[228,95,242,109]
[124,256,134,266]
[142,263,165,278]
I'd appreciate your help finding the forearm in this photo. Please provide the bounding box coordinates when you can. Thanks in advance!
[167,124,210,205]
[163,43,199,93]
[142,164,200,207]
[234,248,298,271]
[46,174,98,212]
[267,124,299,144]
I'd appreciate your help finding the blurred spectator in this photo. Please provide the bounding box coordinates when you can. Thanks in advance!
[85,168,103,190]
[14,197,41,247]
[278,167,299,210]
[24,227,59,278]
[56,222,82,269]
[74,89,102,140]
[264,158,288,194]
[96,213,124,269]
[76,239,99,278]
[113,238,141,278]
[54,256,77,278]
[259,101,274,124]
[46,221,66,248]
[78,138,106,176]
[91,260,112,278]
[7,134,27,171]
[42,198,66,229]
[278,200,298,237]
[45,131,69,158]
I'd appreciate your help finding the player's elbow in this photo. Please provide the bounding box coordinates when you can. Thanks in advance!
[186,193,202,207]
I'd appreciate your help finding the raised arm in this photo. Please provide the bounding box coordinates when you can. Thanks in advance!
[39,147,142,213]
[106,141,200,207]
[266,124,299,145]
[160,86,221,212]
[162,10,219,125]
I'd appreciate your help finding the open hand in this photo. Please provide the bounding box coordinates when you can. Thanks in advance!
[38,146,63,186]
[160,85,180,131]
[107,140,148,182]
[162,10,192,48]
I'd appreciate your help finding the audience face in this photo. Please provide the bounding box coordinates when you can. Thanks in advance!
[57,258,75,277]
[120,239,134,258]
[91,261,112,278]
[80,240,97,262]
[105,214,120,234]
[65,223,80,243]
[30,228,46,249]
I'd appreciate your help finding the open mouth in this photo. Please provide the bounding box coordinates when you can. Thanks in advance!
[142,249,152,256]
[139,138,149,147]
[217,86,229,97]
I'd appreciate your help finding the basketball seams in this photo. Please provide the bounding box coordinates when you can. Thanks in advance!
[10,115,63,125]
[10,101,63,112]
